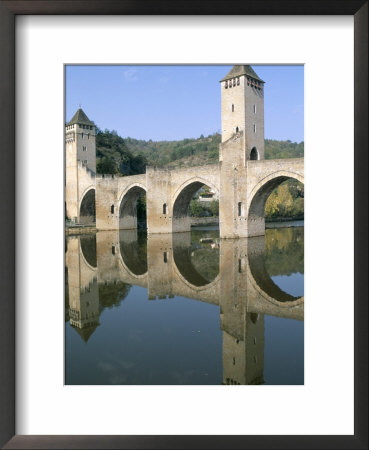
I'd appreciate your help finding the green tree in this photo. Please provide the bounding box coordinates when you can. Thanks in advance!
[190,199,204,217]
[209,199,219,216]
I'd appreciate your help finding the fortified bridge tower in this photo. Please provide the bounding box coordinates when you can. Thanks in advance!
[65,66,303,238]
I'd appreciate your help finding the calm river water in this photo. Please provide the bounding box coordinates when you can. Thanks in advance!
[65,225,304,385]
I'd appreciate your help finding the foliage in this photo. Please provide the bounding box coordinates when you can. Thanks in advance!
[264,139,304,160]
[264,227,304,276]
[96,129,147,175]
[265,180,304,220]
[189,199,219,217]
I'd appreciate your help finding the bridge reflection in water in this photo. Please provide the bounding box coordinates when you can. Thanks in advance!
[65,227,304,385]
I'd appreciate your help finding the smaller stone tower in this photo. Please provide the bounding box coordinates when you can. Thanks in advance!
[65,108,96,222]
[65,108,96,173]
[220,65,265,162]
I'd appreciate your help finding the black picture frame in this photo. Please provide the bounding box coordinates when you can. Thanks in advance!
[0,1,367,449]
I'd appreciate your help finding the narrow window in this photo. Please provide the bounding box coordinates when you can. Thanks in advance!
[87,134,90,140]
[163,203,167,214]
[81,133,84,139]
[233,357,236,365]
[83,145,86,151]
[238,202,242,216]
[225,81,228,89]
[253,124,256,133]
[111,204,114,214]
[253,337,257,345]
[253,104,256,113]
[163,252,168,263]
[112,246,115,255]
[83,160,87,164]
[238,258,242,273]
[237,77,240,85]
[236,126,239,133]
[232,104,234,112]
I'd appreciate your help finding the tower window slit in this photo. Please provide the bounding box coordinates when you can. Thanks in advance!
[111,204,114,214]
[238,202,242,216]
[232,104,234,112]
[163,203,167,214]
[163,252,168,263]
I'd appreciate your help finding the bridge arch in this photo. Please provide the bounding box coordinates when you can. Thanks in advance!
[172,177,220,233]
[118,232,148,278]
[172,247,220,291]
[79,187,96,224]
[247,170,304,237]
[118,183,147,230]
[79,235,97,269]
[247,247,304,307]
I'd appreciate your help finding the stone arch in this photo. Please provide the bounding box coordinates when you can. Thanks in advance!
[79,187,96,224]
[172,247,220,290]
[118,183,147,230]
[171,232,220,291]
[172,177,220,233]
[247,246,303,306]
[119,232,148,277]
[250,147,259,160]
[79,235,97,269]
[247,171,304,237]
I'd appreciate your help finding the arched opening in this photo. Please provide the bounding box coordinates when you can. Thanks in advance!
[248,176,304,237]
[172,182,219,233]
[172,232,219,287]
[236,126,239,133]
[119,231,147,276]
[247,227,304,303]
[250,147,259,160]
[80,235,97,268]
[119,186,147,230]
[79,189,96,224]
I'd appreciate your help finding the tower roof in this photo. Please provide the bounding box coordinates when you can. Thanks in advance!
[71,323,99,342]
[220,65,264,83]
[67,108,94,126]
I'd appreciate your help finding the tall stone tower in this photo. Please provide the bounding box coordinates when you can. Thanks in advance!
[65,108,96,222]
[220,65,265,162]
[219,66,265,238]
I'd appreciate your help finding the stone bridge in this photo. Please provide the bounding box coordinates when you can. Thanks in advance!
[66,65,304,238]
[92,156,303,238]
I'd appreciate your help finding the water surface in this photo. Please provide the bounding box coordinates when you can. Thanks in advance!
[65,226,304,385]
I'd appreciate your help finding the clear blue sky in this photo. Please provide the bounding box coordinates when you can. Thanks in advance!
[66,65,304,143]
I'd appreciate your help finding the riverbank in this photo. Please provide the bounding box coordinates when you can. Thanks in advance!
[65,217,304,235]
[266,219,304,229]
[65,224,97,236]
